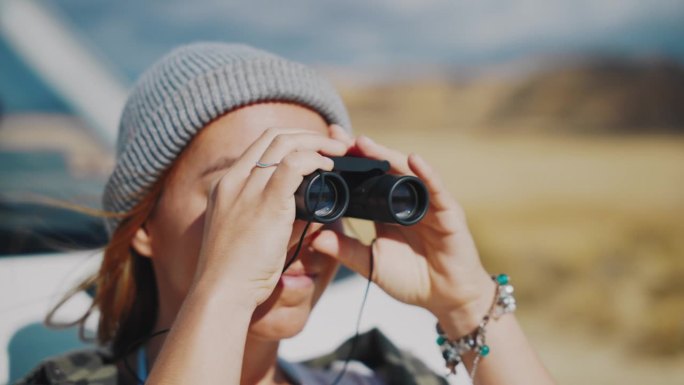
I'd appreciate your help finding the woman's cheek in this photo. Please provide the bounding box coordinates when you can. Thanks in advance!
[150,188,207,274]
[313,256,340,302]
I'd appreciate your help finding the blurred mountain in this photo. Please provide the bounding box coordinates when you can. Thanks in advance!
[488,57,684,134]
[341,56,684,135]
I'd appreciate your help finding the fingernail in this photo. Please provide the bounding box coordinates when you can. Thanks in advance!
[360,135,375,144]
[336,124,353,132]
[332,124,353,142]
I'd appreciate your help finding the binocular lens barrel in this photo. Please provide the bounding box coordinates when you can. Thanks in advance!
[391,181,419,220]
[307,175,339,217]
[295,173,349,223]
[345,174,428,225]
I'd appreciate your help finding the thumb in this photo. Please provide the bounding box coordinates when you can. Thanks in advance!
[311,229,373,279]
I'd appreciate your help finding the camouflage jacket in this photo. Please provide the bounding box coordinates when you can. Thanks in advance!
[15,328,447,385]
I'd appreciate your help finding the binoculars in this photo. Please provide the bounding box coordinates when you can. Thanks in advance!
[294,157,429,225]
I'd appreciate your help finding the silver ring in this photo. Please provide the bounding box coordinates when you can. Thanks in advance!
[255,161,279,168]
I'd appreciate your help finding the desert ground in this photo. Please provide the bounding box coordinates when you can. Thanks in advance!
[340,68,684,384]
[343,130,684,384]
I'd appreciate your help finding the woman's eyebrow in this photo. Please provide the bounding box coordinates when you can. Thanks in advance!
[201,156,237,177]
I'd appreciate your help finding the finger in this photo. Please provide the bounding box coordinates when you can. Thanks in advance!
[261,151,335,203]
[354,136,413,175]
[408,154,469,237]
[206,129,315,201]
[310,229,373,280]
[232,128,319,171]
[408,153,461,212]
[258,132,348,164]
[205,164,251,218]
[245,132,347,190]
[328,124,354,147]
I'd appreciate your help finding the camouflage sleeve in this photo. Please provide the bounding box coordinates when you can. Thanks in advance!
[13,349,118,385]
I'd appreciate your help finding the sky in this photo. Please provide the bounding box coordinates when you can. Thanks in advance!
[50,0,684,80]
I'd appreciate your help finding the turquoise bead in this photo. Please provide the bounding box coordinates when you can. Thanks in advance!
[480,345,490,356]
[437,336,447,346]
[496,274,509,285]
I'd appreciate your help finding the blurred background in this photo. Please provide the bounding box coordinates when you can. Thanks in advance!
[1,0,683,384]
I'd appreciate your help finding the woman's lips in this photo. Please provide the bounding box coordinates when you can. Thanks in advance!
[279,271,316,289]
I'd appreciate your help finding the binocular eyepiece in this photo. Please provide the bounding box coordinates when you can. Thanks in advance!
[295,157,429,225]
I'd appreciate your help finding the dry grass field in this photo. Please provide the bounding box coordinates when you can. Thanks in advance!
[346,131,684,384]
[340,71,684,383]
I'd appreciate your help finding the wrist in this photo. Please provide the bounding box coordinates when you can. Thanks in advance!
[187,277,261,313]
[434,273,518,377]
[433,273,496,339]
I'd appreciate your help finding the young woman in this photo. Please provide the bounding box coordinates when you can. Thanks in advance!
[18,42,554,385]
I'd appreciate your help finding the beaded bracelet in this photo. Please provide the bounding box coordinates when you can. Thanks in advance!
[436,274,516,378]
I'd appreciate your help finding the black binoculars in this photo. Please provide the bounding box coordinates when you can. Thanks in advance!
[294,157,429,225]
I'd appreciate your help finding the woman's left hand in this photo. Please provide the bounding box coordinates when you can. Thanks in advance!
[311,126,496,337]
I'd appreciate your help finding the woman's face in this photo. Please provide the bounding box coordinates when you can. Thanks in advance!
[137,102,342,340]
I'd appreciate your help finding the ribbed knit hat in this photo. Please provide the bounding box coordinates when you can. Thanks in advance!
[102,42,351,236]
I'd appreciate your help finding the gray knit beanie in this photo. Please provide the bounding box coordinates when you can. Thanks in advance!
[102,42,351,236]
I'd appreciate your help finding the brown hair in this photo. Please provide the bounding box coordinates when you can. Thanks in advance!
[46,172,168,359]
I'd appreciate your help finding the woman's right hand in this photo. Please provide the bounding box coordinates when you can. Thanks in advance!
[191,127,349,307]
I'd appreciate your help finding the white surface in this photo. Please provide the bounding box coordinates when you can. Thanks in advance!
[0,253,468,385]
[0,251,102,385]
